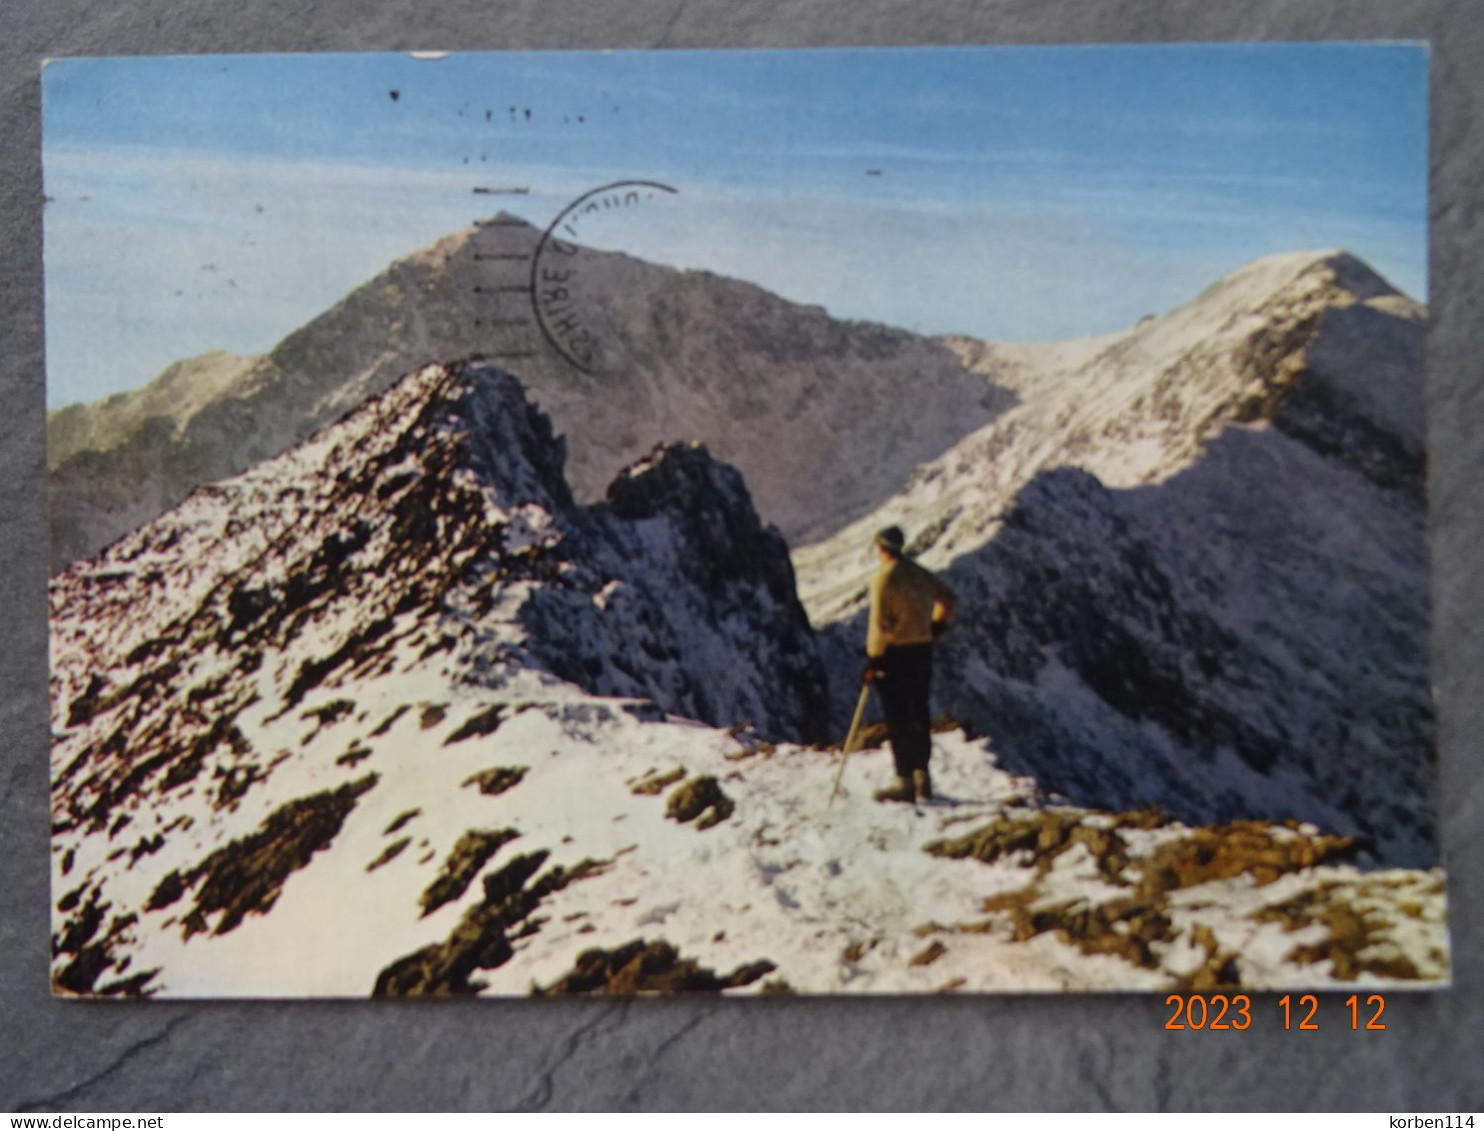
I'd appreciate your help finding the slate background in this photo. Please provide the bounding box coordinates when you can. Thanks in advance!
[2,0,1480,1112]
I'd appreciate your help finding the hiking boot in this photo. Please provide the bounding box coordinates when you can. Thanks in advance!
[873,777,914,803]
[912,768,934,802]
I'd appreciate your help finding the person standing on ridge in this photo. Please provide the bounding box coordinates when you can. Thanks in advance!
[863,525,957,803]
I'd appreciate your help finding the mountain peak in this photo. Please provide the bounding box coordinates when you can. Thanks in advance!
[1188,249,1412,319]
[393,211,539,270]
[1307,250,1408,302]
[48,208,1007,571]
[49,358,828,830]
[606,441,751,524]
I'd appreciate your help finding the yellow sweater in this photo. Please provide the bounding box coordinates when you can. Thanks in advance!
[866,556,957,657]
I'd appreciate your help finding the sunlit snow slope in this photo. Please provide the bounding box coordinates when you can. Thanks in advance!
[49,353,1446,997]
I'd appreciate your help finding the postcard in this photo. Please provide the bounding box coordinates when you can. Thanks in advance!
[43,44,1446,998]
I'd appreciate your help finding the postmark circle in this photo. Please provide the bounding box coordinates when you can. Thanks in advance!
[530,180,679,373]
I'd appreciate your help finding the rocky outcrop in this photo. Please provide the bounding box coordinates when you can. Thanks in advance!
[532,939,775,995]
[518,441,830,743]
[49,361,828,801]
[373,849,614,996]
[49,359,832,994]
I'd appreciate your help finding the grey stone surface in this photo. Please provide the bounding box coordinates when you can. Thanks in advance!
[2,0,1480,1113]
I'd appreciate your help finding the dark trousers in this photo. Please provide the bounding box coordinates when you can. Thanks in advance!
[878,643,933,781]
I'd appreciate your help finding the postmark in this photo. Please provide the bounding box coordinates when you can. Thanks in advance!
[530,180,679,373]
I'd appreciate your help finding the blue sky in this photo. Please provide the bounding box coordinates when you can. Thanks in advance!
[42,44,1428,408]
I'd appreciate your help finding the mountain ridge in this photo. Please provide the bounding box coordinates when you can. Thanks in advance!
[797,248,1434,867]
[47,213,1008,569]
[48,356,1447,997]
[801,247,1426,617]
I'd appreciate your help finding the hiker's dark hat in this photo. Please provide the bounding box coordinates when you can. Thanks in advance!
[875,526,905,555]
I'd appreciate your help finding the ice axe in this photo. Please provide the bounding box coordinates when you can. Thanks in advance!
[828,683,872,806]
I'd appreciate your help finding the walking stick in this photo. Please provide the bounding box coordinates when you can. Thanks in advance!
[828,683,872,806]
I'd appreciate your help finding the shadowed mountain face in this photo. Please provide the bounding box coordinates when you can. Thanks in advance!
[800,251,1435,866]
[47,214,1012,570]
[822,437,1433,865]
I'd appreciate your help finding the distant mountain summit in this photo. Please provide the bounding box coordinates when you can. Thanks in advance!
[798,250,1435,866]
[47,349,253,467]
[47,213,1008,569]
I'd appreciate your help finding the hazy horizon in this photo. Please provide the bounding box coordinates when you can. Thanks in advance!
[43,44,1428,409]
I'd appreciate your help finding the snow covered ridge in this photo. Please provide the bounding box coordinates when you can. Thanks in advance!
[47,360,824,995]
[797,250,1437,870]
[48,352,1447,997]
[49,360,826,747]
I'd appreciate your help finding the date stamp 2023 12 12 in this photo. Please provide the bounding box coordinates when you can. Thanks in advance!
[1163,993,1391,1031]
